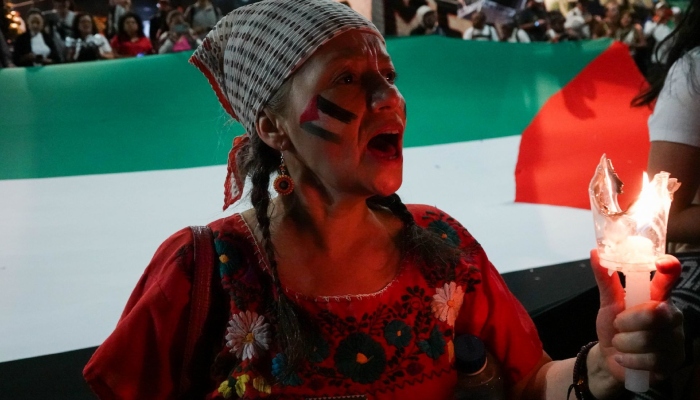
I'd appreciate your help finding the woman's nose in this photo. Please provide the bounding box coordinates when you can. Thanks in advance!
[367,75,402,113]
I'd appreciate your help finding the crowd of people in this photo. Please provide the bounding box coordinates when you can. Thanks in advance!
[407,0,681,76]
[0,0,685,73]
[0,0,226,68]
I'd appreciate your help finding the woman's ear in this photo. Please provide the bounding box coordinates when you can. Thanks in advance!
[256,108,290,151]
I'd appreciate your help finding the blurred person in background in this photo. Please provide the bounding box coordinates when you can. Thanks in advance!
[43,0,75,40]
[0,29,14,67]
[500,21,531,42]
[13,9,60,67]
[43,0,75,62]
[66,13,113,62]
[184,0,222,39]
[149,0,172,51]
[592,1,620,38]
[410,5,444,35]
[463,11,499,41]
[547,11,579,41]
[107,0,131,39]
[110,12,152,58]
[517,0,549,41]
[615,10,646,58]
[158,9,200,54]
[633,0,700,396]
[636,0,700,255]
[644,1,674,78]
[565,0,592,38]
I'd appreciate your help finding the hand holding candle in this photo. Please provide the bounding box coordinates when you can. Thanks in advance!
[589,154,681,392]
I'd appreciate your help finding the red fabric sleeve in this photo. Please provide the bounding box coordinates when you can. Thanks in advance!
[83,228,195,400]
[408,204,544,386]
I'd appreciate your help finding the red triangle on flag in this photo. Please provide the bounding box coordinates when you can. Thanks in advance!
[515,42,652,211]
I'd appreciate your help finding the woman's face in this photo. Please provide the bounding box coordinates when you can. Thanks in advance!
[79,15,93,36]
[169,14,184,28]
[124,16,139,36]
[606,4,619,20]
[27,14,44,34]
[620,13,632,27]
[274,30,406,200]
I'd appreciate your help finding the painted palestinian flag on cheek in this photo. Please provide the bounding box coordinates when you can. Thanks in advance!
[299,95,358,144]
[0,37,652,364]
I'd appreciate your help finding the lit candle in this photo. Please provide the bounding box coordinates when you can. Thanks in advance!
[589,155,680,392]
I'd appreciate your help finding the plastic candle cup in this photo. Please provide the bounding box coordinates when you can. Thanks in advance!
[589,154,680,393]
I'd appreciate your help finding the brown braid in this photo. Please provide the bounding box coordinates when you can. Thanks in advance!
[367,194,461,282]
[241,132,312,378]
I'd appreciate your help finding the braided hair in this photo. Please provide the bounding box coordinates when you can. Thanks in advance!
[237,80,463,377]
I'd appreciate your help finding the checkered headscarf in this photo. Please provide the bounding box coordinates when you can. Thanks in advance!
[189,0,382,210]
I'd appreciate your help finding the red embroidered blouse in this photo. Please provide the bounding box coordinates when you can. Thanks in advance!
[84,205,542,399]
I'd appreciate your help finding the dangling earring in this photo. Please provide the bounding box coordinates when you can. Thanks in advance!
[273,155,294,196]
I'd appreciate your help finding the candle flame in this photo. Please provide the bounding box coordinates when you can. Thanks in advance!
[589,155,681,271]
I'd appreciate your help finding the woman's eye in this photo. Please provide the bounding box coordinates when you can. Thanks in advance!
[338,74,354,84]
[386,71,397,84]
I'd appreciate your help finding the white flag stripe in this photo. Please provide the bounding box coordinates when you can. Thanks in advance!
[0,136,592,363]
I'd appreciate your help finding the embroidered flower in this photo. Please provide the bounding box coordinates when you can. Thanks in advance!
[271,353,303,386]
[218,380,233,398]
[418,325,446,360]
[384,320,412,348]
[427,220,460,246]
[253,376,272,396]
[226,311,271,360]
[235,374,250,398]
[308,335,330,363]
[447,339,455,363]
[215,238,242,278]
[431,282,464,326]
[334,332,387,384]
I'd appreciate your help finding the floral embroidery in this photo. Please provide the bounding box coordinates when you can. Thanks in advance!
[384,320,412,348]
[447,340,455,363]
[427,219,460,246]
[334,333,387,384]
[218,380,233,398]
[226,311,271,360]
[253,376,272,395]
[235,374,250,397]
[431,282,465,326]
[271,353,303,386]
[309,335,331,363]
[215,237,242,278]
[417,325,446,360]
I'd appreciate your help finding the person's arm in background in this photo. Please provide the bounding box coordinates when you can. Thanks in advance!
[648,141,700,244]
[646,55,700,245]
[490,25,500,41]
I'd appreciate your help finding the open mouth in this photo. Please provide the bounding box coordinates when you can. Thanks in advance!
[367,133,401,160]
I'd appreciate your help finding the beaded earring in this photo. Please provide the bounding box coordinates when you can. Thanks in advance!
[273,155,294,196]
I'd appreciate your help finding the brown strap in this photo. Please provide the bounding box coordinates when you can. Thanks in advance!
[179,225,216,396]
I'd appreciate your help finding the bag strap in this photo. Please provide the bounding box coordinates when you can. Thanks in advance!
[179,225,216,396]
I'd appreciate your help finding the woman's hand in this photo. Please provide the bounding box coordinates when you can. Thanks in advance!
[589,249,684,397]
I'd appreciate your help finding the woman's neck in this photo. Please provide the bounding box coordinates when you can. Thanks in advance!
[277,193,383,255]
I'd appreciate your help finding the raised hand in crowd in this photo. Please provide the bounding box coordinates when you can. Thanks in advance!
[158,10,200,54]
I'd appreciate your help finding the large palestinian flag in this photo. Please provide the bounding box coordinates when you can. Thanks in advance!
[0,37,650,366]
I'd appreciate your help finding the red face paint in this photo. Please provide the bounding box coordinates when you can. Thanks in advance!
[299,96,319,126]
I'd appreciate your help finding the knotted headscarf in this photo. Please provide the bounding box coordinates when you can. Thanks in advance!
[189,0,382,210]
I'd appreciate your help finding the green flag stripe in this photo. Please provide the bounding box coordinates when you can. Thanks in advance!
[0,37,610,180]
